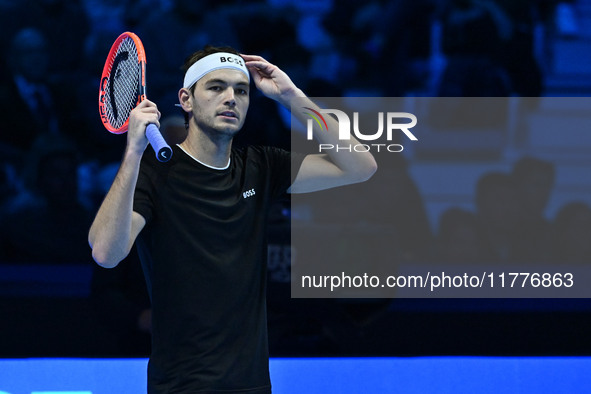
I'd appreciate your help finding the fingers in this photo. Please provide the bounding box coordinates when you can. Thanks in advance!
[245,60,272,70]
[130,101,161,132]
[125,100,160,154]
[137,99,153,108]
[240,54,267,63]
[245,61,277,80]
[135,99,161,125]
[241,54,275,73]
[137,99,161,117]
[240,54,298,103]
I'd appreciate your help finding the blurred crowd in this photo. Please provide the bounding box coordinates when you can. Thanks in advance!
[0,0,589,357]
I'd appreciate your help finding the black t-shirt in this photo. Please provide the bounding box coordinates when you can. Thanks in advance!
[133,144,303,393]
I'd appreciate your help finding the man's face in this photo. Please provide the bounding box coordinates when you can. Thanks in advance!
[189,68,250,138]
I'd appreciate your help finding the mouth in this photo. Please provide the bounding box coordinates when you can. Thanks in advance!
[218,110,238,120]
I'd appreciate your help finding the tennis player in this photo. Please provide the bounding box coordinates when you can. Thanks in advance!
[88,46,377,393]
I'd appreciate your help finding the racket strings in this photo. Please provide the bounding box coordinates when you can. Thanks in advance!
[103,37,141,129]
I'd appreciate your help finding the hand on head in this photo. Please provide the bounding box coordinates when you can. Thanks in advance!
[241,54,303,104]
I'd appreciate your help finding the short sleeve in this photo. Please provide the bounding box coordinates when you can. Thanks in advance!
[262,147,306,199]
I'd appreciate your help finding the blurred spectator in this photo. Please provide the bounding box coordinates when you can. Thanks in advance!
[510,156,555,262]
[309,1,365,91]
[15,0,90,79]
[491,0,544,96]
[124,0,170,29]
[82,0,130,43]
[0,28,59,149]
[554,1,579,37]
[229,4,301,58]
[437,0,512,96]
[436,207,483,263]
[319,1,434,95]
[551,201,591,264]
[0,134,93,263]
[0,27,87,154]
[474,171,521,263]
[355,0,438,95]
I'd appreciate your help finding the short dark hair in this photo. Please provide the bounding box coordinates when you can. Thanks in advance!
[180,45,243,128]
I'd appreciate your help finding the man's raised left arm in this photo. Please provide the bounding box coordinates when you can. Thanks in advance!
[242,54,377,193]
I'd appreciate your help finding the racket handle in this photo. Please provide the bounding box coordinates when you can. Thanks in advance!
[146,123,172,162]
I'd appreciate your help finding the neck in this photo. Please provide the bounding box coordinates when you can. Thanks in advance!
[179,126,233,168]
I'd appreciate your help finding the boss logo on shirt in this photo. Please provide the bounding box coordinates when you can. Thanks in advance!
[243,188,256,199]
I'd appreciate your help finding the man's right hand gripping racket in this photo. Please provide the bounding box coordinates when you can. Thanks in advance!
[98,32,172,162]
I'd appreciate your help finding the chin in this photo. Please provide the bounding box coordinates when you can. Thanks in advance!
[218,121,244,135]
[213,125,242,140]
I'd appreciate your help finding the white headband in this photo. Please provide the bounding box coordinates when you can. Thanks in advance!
[183,52,250,88]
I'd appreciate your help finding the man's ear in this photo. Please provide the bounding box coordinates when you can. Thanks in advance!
[178,88,193,112]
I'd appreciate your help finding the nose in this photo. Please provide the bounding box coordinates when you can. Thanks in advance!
[224,88,236,107]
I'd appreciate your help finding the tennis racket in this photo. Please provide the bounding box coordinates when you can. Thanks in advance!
[98,32,172,162]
